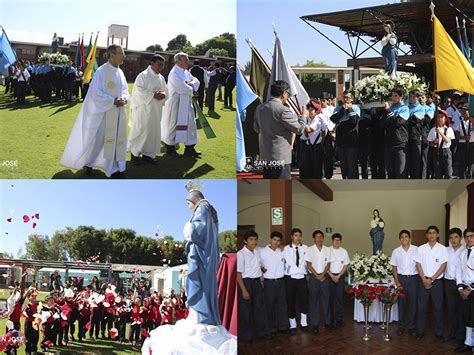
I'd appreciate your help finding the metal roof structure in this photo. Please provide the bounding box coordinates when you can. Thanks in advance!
[300,0,474,71]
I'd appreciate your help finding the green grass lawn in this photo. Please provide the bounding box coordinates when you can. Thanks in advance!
[0,289,140,354]
[0,289,48,301]
[0,84,235,179]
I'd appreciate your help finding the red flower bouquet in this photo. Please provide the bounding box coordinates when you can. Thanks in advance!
[346,284,377,306]
[375,285,405,306]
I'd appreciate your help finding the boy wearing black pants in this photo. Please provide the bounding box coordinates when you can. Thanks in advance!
[237,230,264,344]
[427,110,455,179]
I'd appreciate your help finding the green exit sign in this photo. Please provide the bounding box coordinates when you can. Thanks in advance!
[271,207,283,225]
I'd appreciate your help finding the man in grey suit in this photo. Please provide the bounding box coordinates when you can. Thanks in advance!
[254,80,309,179]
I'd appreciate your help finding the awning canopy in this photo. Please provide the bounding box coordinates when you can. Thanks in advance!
[301,0,474,55]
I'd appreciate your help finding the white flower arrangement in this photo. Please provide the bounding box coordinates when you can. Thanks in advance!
[353,71,428,104]
[349,251,393,283]
[37,52,70,66]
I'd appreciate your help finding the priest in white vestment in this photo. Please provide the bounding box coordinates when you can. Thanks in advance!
[61,44,130,178]
[161,52,201,158]
[128,54,168,164]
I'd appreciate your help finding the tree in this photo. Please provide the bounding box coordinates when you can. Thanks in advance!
[105,228,140,263]
[146,44,164,52]
[243,61,251,75]
[297,60,331,83]
[300,60,330,68]
[220,230,237,253]
[207,48,229,57]
[25,234,50,260]
[0,251,14,259]
[67,226,107,262]
[194,32,236,58]
[49,230,70,261]
[157,235,186,267]
[166,34,191,51]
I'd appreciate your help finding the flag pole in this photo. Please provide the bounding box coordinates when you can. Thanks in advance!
[430,1,437,94]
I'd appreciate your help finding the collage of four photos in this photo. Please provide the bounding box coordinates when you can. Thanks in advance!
[0,0,473,354]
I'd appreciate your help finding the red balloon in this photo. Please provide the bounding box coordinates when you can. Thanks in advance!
[23,215,30,223]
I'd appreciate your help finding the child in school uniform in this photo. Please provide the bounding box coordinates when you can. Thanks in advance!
[259,231,287,338]
[427,110,455,179]
[23,288,40,355]
[114,294,128,343]
[327,233,350,328]
[237,230,264,345]
[160,297,174,326]
[77,290,91,342]
[129,297,144,346]
[453,102,474,178]
[283,228,309,335]
[300,101,327,179]
[41,295,59,351]
[101,290,115,339]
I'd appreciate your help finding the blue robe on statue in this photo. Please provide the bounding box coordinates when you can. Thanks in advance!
[369,218,385,255]
[185,200,221,326]
[382,33,398,76]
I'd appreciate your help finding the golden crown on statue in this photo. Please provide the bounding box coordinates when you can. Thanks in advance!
[185,180,204,192]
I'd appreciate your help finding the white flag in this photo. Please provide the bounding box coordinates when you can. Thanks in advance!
[266,34,310,113]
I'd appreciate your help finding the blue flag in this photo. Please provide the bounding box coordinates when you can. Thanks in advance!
[0,29,17,71]
[236,66,258,171]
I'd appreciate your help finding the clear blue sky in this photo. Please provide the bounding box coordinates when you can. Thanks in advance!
[237,0,411,67]
[0,180,236,256]
[1,0,235,50]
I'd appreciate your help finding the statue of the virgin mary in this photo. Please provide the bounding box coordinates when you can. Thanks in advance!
[142,182,236,355]
[381,22,398,78]
[369,209,385,255]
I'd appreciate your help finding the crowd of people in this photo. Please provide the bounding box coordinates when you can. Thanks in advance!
[2,54,236,111]
[237,226,474,354]
[4,59,84,106]
[189,59,236,112]
[3,274,188,354]
[254,80,474,179]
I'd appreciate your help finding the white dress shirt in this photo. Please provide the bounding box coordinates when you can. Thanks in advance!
[390,245,419,275]
[456,247,474,288]
[305,114,327,145]
[322,106,335,131]
[305,244,334,274]
[445,245,466,280]
[283,244,308,279]
[447,106,461,126]
[414,242,449,279]
[329,246,350,274]
[453,119,474,143]
[259,245,285,279]
[237,246,262,279]
[16,69,30,82]
[427,126,455,148]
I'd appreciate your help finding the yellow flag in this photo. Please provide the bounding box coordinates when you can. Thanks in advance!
[434,16,474,94]
[83,35,98,84]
